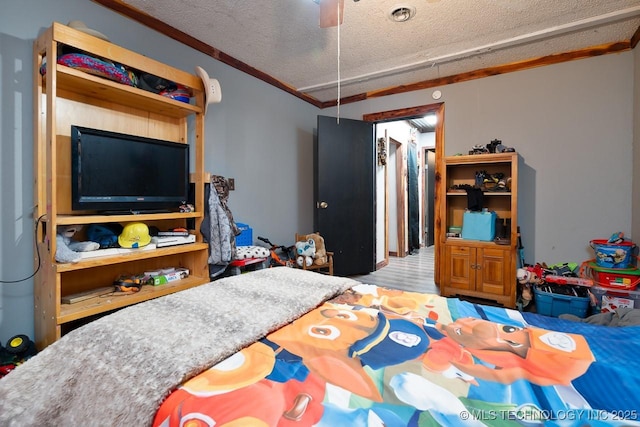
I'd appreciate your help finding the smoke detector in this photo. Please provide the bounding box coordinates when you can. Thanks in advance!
[388,5,416,22]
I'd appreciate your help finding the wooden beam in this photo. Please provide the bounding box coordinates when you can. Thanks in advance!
[91,0,323,108]
[92,0,637,109]
[333,41,631,106]
[631,24,640,49]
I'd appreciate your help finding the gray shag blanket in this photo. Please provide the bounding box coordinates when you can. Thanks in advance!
[0,268,357,426]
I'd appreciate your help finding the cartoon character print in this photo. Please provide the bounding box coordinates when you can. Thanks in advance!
[268,301,431,402]
[153,341,327,427]
[423,317,595,386]
[154,286,600,427]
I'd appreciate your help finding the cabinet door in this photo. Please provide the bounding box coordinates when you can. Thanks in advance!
[476,247,510,296]
[444,245,474,291]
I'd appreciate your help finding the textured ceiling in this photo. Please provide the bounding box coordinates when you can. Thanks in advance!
[113,0,640,105]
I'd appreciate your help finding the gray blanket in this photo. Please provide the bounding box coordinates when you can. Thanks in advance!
[0,268,357,426]
[560,307,640,327]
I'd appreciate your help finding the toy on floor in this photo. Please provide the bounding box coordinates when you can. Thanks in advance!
[0,334,38,379]
[55,225,100,263]
[516,265,544,307]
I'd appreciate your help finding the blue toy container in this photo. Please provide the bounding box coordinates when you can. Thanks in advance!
[235,222,253,246]
[534,286,590,318]
[590,239,636,269]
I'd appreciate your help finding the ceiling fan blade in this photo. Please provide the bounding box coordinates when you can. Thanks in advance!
[319,0,344,28]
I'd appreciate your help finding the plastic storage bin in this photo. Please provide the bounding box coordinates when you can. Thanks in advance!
[589,239,636,269]
[235,222,253,246]
[590,285,640,313]
[581,260,640,290]
[534,285,590,318]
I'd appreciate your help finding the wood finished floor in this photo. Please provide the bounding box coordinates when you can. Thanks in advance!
[350,245,439,295]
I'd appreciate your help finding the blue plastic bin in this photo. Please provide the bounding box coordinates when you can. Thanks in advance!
[534,286,590,318]
[235,222,253,246]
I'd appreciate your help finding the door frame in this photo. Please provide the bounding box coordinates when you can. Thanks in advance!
[389,137,406,258]
[423,147,436,247]
[363,102,444,284]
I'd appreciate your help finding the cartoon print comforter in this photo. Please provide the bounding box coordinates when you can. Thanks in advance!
[153,284,640,426]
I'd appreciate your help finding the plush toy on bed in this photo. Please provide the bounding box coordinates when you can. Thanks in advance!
[295,238,315,268]
[55,225,100,263]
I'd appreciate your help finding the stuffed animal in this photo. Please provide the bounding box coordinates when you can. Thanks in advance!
[55,225,100,263]
[295,238,315,268]
[305,232,328,266]
[516,265,544,306]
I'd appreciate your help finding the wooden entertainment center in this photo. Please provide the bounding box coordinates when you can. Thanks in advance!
[33,22,210,349]
[438,153,519,307]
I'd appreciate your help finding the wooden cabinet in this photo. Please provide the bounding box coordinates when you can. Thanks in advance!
[444,244,511,297]
[33,22,210,349]
[438,153,519,307]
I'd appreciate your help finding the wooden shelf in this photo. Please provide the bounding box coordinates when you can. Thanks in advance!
[444,237,513,248]
[50,65,202,118]
[446,192,512,196]
[58,275,209,324]
[444,153,517,166]
[55,243,208,272]
[56,211,202,226]
[33,22,209,349]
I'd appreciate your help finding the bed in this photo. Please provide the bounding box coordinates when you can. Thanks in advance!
[0,268,638,426]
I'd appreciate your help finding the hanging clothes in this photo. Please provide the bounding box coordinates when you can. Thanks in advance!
[407,142,420,254]
[201,175,240,276]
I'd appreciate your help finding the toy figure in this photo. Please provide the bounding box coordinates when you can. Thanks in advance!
[55,225,100,263]
[295,238,315,267]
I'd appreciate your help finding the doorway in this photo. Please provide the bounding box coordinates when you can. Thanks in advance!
[363,103,444,283]
[387,137,406,258]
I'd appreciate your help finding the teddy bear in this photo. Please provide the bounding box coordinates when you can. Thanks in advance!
[55,225,100,263]
[295,238,315,268]
[301,232,328,266]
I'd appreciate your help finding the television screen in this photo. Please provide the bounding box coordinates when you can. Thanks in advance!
[71,125,189,212]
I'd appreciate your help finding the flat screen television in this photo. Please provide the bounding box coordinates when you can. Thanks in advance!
[71,125,189,213]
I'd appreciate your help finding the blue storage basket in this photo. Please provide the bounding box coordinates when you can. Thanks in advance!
[461,210,496,241]
[235,222,253,246]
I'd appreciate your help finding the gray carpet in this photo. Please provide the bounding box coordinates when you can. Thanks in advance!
[351,245,438,294]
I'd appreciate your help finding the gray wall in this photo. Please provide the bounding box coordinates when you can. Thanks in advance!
[0,0,321,343]
[0,0,636,343]
[331,52,635,268]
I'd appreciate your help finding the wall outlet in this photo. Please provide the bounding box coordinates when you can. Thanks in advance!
[228,178,235,190]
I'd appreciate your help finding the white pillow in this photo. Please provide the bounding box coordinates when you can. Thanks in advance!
[235,245,270,260]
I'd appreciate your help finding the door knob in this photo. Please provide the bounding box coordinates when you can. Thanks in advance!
[317,201,328,209]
